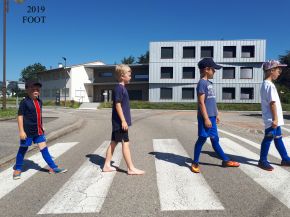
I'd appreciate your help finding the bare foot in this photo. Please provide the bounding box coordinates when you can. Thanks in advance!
[127,168,145,175]
[102,166,117,172]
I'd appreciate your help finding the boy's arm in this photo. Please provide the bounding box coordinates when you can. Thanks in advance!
[17,115,27,140]
[116,102,128,131]
[198,94,212,128]
[270,101,278,128]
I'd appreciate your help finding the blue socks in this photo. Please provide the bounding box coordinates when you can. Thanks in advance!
[40,147,57,169]
[15,146,29,171]
[193,136,229,164]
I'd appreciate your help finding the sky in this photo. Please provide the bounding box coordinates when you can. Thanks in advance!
[0,0,290,81]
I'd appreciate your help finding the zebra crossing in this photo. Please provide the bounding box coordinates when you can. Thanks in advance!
[0,130,290,215]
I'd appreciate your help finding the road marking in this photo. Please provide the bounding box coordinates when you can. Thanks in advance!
[38,141,122,214]
[282,127,290,133]
[218,129,290,160]
[0,142,79,200]
[153,139,224,211]
[219,137,290,208]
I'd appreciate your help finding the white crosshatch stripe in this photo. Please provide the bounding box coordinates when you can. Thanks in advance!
[0,142,79,200]
[219,137,290,208]
[153,139,224,211]
[38,141,122,214]
[218,129,290,160]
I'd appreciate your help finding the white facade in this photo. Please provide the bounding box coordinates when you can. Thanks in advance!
[149,40,266,103]
[39,61,104,103]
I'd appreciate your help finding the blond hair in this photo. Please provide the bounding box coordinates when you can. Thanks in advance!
[115,64,131,80]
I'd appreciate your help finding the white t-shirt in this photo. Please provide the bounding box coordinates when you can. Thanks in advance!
[260,80,284,129]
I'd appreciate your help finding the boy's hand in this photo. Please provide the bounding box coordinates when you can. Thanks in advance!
[121,120,128,131]
[216,115,220,124]
[19,131,27,140]
[204,118,212,128]
[272,120,278,128]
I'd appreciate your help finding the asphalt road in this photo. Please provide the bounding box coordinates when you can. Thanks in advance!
[0,109,290,217]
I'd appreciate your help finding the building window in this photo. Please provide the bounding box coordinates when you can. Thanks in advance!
[160,88,172,99]
[61,88,70,97]
[182,88,195,99]
[223,46,236,58]
[182,67,195,79]
[134,74,149,81]
[201,46,214,58]
[241,88,254,100]
[222,67,235,79]
[99,72,113,77]
[240,67,253,79]
[183,46,195,58]
[161,67,173,79]
[241,46,255,58]
[222,88,235,100]
[161,47,173,59]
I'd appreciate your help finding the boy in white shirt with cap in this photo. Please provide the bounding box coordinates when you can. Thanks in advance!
[259,60,290,171]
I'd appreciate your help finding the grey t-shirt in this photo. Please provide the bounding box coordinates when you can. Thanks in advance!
[197,79,218,117]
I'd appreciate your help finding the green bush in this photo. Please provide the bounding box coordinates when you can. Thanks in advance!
[0,108,17,118]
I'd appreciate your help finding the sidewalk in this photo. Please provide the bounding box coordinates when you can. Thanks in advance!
[0,107,84,167]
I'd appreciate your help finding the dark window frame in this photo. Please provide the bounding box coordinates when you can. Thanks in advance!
[222,87,236,100]
[160,87,173,99]
[240,67,253,79]
[201,46,214,58]
[240,87,254,100]
[182,67,195,79]
[222,67,236,79]
[223,46,236,58]
[161,47,174,59]
[160,67,173,79]
[182,88,195,99]
[183,46,196,59]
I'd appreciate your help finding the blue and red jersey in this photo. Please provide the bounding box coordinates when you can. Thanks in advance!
[18,97,44,137]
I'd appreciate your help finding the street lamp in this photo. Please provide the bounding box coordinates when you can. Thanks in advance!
[62,57,67,107]
[2,0,24,110]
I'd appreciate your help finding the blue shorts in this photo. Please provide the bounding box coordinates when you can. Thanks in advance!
[197,116,219,138]
[20,135,46,147]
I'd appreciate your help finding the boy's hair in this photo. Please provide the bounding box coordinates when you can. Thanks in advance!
[115,64,131,80]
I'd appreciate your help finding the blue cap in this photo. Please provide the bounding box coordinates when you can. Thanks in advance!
[198,58,222,70]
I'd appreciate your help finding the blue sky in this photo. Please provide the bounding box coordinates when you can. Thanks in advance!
[1,0,290,81]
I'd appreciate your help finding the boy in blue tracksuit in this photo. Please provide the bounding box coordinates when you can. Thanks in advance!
[191,58,240,173]
[13,80,67,180]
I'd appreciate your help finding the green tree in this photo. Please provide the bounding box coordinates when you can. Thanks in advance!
[278,50,290,86]
[20,63,46,82]
[121,56,135,64]
[277,51,290,104]
[7,81,20,97]
[137,51,149,64]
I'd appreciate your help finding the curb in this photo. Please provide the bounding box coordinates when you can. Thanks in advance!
[0,117,84,168]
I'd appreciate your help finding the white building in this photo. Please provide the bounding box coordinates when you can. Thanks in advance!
[38,61,149,103]
[149,39,266,103]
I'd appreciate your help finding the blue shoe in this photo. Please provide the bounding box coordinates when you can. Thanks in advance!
[49,167,68,174]
[281,160,290,166]
[13,170,21,180]
[258,161,274,171]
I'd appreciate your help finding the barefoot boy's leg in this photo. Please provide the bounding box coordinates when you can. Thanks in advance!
[122,142,144,175]
[103,141,117,172]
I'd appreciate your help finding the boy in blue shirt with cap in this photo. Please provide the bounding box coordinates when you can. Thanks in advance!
[13,80,67,180]
[191,58,240,173]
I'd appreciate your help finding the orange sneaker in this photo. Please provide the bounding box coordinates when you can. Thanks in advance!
[222,160,240,167]
[191,163,200,173]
